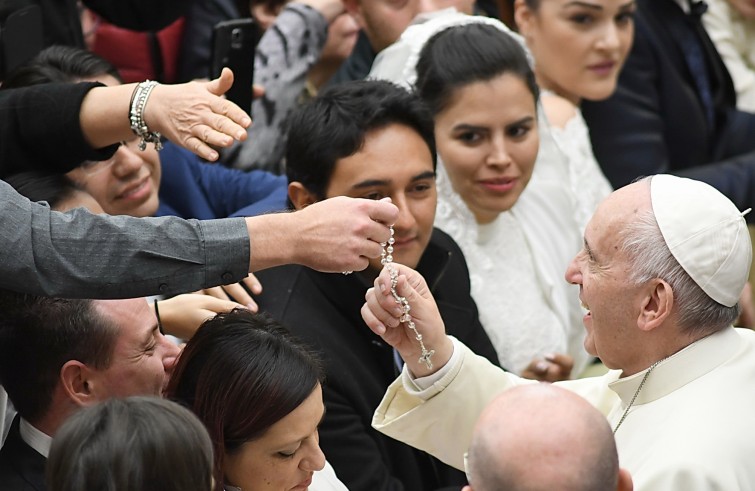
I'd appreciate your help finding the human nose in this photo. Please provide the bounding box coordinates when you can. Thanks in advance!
[161,337,181,373]
[111,141,144,178]
[486,134,512,167]
[391,193,417,234]
[596,21,621,51]
[564,253,583,285]
[300,438,326,472]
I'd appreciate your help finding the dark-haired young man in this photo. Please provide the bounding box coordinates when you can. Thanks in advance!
[254,80,499,491]
[0,293,179,490]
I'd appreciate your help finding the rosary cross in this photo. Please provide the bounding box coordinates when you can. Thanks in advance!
[381,226,435,370]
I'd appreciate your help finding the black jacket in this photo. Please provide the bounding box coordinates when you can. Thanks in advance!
[0,417,47,491]
[582,0,755,215]
[0,82,116,178]
[255,228,500,491]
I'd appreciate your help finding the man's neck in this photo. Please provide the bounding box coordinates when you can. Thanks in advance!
[620,328,718,377]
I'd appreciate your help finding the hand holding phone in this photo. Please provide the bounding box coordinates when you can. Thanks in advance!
[210,18,260,116]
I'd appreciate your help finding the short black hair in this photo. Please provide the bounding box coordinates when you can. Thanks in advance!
[285,79,436,201]
[1,45,121,89]
[415,23,538,116]
[0,291,117,423]
[4,171,80,209]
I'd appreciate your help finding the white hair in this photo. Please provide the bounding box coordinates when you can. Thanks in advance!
[620,209,739,335]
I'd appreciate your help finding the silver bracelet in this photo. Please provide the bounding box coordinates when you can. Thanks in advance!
[129,80,163,151]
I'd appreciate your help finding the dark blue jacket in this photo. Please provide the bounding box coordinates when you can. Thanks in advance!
[156,143,287,219]
[582,0,755,217]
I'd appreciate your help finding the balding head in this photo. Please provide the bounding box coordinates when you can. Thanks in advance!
[465,384,631,491]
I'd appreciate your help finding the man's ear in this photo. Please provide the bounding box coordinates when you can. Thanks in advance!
[288,182,318,210]
[513,0,534,36]
[637,279,673,332]
[59,360,100,408]
[617,467,634,491]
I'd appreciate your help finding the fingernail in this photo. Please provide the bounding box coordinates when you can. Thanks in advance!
[241,118,251,127]
[246,303,256,311]
[376,323,385,335]
[379,283,386,293]
[207,151,218,161]
[544,353,556,361]
[536,361,549,373]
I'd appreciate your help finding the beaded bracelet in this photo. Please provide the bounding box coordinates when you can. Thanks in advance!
[129,80,163,151]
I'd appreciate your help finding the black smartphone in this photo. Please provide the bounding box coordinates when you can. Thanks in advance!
[210,18,260,115]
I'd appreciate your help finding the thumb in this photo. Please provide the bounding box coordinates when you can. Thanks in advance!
[208,67,235,96]
[394,275,421,315]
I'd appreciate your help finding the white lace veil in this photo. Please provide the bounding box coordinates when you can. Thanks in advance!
[366,11,588,374]
[367,9,569,238]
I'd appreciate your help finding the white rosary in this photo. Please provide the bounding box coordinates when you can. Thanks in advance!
[381,226,435,370]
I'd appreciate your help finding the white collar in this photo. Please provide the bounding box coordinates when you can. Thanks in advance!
[608,327,740,406]
[19,418,52,458]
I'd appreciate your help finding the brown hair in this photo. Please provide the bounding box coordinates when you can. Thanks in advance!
[166,309,323,491]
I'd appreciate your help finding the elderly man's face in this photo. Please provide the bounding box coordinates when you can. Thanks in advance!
[346,0,475,52]
[565,183,648,369]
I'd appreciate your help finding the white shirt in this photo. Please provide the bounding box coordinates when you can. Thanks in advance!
[19,418,51,458]
[225,461,348,490]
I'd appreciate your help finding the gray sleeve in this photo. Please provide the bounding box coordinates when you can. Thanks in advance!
[0,180,251,299]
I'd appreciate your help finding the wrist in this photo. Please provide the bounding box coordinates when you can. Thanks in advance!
[129,80,163,151]
[246,212,297,272]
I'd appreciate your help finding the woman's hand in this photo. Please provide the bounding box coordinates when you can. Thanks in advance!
[145,68,252,161]
[154,294,245,340]
[195,273,262,311]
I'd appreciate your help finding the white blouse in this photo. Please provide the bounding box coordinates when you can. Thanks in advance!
[545,98,613,232]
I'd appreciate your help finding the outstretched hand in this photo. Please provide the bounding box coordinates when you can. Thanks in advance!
[361,263,453,377]
[155,294,245,340]
[291,196,398,273]
[196,273,262,311]
[146,68,251,161]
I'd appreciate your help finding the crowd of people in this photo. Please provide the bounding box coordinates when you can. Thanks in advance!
[1,0,755,490]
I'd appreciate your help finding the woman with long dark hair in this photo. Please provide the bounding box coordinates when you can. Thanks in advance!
[166,309,347,491]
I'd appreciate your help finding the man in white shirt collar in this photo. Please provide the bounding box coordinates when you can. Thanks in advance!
[0,293,179,490]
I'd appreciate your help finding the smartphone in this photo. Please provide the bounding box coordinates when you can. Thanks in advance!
[210,18,260,115]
